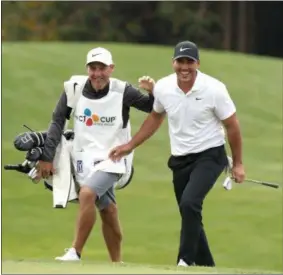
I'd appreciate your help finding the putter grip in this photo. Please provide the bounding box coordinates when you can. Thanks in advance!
[4,164,21,170]
[262,181,279,188]
[3,164,32,174]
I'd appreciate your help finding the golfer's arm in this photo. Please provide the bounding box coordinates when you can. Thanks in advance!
[129,111,165,149]
[222,113,243,165]
[40,92,69,162]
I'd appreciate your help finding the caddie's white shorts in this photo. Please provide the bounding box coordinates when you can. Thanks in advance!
[72,151,123,210]
[81,170,120,210]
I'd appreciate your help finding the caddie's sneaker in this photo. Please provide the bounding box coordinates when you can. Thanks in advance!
[55,248,81,261]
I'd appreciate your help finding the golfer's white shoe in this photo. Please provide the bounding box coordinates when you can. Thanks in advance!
[55,248,81,261]
[178,259,189,267]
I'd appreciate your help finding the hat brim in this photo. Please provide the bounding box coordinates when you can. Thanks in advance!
[86,58,112,66]
[173,55,198,62]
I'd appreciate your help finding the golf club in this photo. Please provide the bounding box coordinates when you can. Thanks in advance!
[245,178,279,189]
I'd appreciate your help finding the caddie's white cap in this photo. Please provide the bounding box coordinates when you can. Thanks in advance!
[86,47,113,66]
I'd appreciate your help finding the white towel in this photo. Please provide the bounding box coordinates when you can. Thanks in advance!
[52,135,73,208]
[84,158,125,183]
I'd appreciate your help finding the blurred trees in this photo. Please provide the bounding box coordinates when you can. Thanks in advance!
[2,1,282,58]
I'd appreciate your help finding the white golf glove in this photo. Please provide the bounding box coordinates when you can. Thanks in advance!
[223,156,233,191]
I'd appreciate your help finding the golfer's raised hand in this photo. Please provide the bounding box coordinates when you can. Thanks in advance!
[232,163,245,183]
[138,76,155,93]
[109,143,133,162]
[36,160,55,179]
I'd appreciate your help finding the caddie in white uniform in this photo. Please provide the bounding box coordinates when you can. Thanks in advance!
[36,47,155,262]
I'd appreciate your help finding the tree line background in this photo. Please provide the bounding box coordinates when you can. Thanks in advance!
[2,1,283,58]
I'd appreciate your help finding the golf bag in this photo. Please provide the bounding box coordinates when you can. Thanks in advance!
[5,128,134,203]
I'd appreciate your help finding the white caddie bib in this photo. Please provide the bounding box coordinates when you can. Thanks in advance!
[70,78,131,184]
[51,76,134,208]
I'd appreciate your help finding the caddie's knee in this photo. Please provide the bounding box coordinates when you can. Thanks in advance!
[79,186,96,204]
[102,202,117,214]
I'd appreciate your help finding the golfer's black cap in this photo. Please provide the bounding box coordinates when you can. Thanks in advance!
[173,41,199,61]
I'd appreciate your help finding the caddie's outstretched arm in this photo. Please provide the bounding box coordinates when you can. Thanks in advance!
[123,83,154,113]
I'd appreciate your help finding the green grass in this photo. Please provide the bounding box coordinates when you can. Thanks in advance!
[2,42,282,274]
[2,260,282,274]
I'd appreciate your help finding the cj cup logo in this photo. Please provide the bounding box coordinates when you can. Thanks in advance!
[76,108,116,126]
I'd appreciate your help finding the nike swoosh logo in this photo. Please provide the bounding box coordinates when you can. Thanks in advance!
[195,97,202,100]
[92,53,102,57]
[73,83,78,94]
[180,47,191,52]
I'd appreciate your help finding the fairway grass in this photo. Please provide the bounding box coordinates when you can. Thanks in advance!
[2,42,282,273]
[2,260,282,274]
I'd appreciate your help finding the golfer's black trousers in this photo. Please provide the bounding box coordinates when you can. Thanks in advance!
[168,145,228,267]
